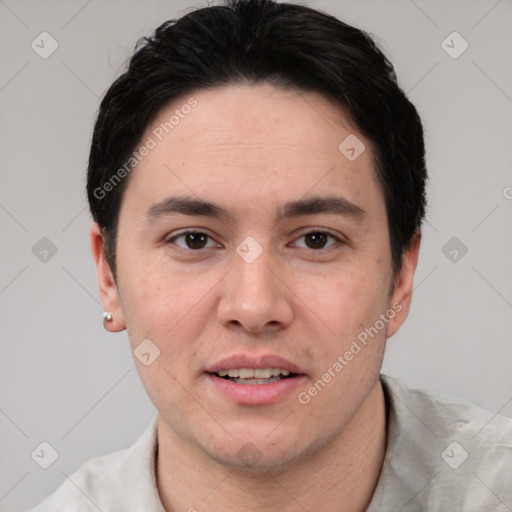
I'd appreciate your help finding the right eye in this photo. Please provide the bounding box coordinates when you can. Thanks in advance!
[166,231,220,251]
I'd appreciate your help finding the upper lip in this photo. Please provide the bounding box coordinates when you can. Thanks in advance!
[206,354,305,375]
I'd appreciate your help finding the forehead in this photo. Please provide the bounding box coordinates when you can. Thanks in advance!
[123,82,381,217]
[160,83,361,157]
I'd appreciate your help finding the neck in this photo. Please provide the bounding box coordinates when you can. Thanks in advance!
[156,380,387,512]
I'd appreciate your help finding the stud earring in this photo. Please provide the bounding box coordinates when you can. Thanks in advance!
[103,312,113,322]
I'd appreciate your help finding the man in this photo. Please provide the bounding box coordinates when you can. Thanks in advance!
[30,0,512,510]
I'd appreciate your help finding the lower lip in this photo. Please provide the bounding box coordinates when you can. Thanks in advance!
[207,374,307,405]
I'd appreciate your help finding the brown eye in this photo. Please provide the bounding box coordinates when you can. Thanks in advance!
[184,232,208,249]
[294,231,340,250]
[169,231,217,250]
[304,232,328,249]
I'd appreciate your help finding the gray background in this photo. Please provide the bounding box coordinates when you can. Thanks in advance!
[1,0,511,510]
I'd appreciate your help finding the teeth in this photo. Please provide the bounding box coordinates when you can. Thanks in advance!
[233,377,281,385]
[239,368,256,378]
[216,368,291,378]
[254,368,273,378]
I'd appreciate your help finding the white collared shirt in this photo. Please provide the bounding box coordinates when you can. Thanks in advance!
[28,374,512,511]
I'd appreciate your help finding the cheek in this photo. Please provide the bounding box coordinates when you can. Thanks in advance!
[119,260,220,361]
[296,265,391,382]
[311,266,384,341]
[119,266,210,418]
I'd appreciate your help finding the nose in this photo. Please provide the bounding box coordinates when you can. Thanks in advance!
[216,245,294,334]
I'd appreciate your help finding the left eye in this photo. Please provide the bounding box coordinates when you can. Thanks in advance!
[292,231,340,250]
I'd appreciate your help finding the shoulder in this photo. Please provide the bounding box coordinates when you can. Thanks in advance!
[371,374,512,511]
[28,449,129,512]
[381,373,512,446]
[27,416,163,512]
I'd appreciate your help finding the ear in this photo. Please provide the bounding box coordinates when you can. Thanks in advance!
[386,231,421,338]
[90,222,126,332]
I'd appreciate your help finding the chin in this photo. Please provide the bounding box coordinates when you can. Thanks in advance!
[207,446,304,476]
[197,430,317,476]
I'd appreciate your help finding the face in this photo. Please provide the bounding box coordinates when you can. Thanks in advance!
[92,83,419,472]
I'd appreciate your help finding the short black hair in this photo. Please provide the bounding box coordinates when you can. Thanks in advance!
[87,0,427,280]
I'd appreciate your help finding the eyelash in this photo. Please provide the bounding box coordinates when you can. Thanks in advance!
[165,230,344,252]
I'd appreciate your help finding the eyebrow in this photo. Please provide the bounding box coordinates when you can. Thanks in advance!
[145,195,366,223]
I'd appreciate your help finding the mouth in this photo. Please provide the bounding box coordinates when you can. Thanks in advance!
[205,354,307,405]
[211,367,299,385]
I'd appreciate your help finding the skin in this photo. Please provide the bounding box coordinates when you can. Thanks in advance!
[91,82,420,512]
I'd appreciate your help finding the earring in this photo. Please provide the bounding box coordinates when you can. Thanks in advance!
[103,312,113,322]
